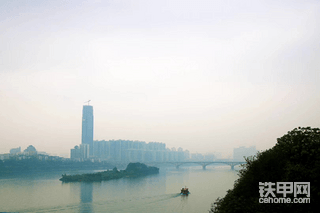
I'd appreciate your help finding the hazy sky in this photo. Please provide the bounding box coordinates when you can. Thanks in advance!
[1,0,319,158]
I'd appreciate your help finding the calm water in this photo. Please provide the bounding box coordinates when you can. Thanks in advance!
[0,165,240,213]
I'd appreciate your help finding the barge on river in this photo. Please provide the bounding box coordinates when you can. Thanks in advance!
[59,162,159,182]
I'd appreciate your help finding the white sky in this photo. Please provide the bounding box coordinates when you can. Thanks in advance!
[0,0,319,158]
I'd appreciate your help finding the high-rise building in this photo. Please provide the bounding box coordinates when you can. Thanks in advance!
[82,105,94,156]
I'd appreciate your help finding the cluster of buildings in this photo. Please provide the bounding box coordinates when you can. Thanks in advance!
[0,145,37,160]
[71,104,194,162]
[70,104,257,163]
[71,140,189,162]
[70,104,190,162]
[1,104,257,163]
[0,145,62,161]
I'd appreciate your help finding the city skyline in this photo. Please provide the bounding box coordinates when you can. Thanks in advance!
[1,0,319,158]
[4,101,257,158]
[6,139,252,162]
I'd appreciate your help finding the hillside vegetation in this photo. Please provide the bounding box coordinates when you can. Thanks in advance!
[210,127,319,213]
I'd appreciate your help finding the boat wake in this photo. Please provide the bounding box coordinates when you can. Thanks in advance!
[143,193,181,204]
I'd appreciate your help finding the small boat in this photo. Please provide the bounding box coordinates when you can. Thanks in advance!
[180,187,190,195]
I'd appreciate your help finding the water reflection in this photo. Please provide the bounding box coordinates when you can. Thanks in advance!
[179,194,189,212]
[0,167,239,213]
[80,182,93,213]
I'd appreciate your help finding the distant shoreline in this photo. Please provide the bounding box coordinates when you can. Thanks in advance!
[0,158,115,176]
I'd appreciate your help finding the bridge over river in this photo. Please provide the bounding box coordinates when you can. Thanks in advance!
[112,161,247,170]
[147,161,246,170]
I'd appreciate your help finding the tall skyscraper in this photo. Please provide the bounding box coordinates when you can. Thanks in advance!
[82,105,94,156]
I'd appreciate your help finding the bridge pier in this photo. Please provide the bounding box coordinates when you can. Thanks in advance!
[231,165,234,170]
[176,165,180,169]
[202,165,206,170]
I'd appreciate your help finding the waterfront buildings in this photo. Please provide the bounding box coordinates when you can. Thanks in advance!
[1,145,63,161]
[71,103,190,162]
[71,139,189,162]
[92,140,188,162]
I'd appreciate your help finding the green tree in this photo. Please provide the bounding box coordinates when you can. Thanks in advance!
[210,127,320,213]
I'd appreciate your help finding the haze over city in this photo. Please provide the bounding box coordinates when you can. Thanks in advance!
[1,0,319,158]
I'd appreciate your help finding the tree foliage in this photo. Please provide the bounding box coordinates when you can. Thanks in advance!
[210,127,320,213]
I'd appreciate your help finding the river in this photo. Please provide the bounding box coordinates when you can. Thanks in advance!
[0,165,240,213]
